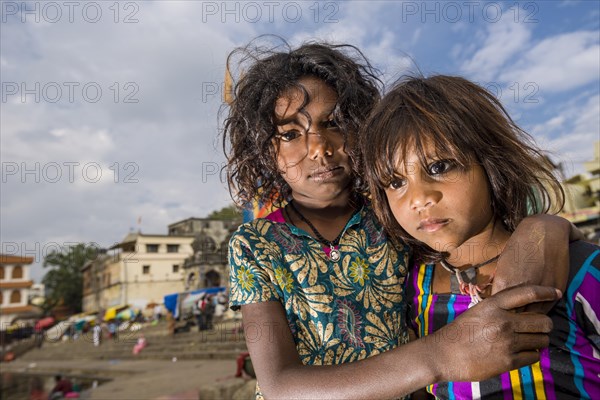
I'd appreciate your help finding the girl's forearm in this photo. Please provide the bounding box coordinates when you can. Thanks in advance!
[494,214,571,295]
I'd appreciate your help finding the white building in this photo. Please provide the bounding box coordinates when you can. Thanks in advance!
[0,255,40,329]
[82,233,194,312]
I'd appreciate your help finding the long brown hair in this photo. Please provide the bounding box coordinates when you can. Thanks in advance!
[222,36,381,208]
[361,75,565,262]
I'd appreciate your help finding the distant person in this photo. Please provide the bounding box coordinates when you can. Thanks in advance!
[107,320,117,341]
[49,375,72,400]
[29,375,46,400]
[193,298,204,332]
[153,304,162,321]
[204,295,216,330]
[132,334,147,355]
[34,326,44,348]
[166,311,175,337]
[92,323,102,347]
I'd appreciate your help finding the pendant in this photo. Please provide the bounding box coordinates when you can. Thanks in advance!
[329,248,341,262]
[450,267,477,294]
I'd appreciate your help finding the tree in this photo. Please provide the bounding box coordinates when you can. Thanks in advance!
[207,205,242,220]
[42,243,99,314]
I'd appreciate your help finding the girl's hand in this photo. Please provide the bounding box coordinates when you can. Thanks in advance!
[430,284,560,383]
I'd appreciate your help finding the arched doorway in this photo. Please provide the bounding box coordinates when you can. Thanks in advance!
[204,269,221,287]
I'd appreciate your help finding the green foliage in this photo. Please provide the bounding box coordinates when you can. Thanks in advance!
[207,205,242,220]
[42,243,98,314]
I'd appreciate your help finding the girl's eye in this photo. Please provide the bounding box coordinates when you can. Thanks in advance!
[324,119,339,129]
[277,130,301,142]
[388,178,406,190]
[427,160,453,175]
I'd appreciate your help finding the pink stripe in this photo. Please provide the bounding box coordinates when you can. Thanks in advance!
[428,293,437,333]
[500,372,512,400]
[453,380,472,398]
[573,324,600,395]
[265,208,285,223]
[569,281,600,395]
[539,347,556,400]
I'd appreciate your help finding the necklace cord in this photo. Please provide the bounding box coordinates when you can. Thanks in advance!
[288,201,349,247]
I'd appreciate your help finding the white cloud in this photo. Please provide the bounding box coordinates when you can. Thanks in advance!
[1,3,250,282]
[528,94,600,176]
[500,31,600,93]
[461,17,532,81]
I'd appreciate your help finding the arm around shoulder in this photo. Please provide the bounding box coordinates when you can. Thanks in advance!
[241,285,560,399]
[493,214,573,296]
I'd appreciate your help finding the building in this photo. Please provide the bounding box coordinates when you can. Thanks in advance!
[0,255,40,329]
[81,233,194,313]
[560,141,600,241]
[168,217,241,290]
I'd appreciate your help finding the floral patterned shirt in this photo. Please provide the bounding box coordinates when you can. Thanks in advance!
[229,204,410,385]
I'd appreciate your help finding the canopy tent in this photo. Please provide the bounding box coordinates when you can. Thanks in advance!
[44,321,72,341]
[34,317,55,330]
[104,305,129,321]
[116,308,139,320]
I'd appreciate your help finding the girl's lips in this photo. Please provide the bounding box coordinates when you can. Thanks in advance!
[417,218,450,233]
[310,166,343,182]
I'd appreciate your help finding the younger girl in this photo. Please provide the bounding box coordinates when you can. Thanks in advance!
[363,75,600,399]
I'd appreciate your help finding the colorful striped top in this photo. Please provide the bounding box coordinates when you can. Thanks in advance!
[407,240,600,399]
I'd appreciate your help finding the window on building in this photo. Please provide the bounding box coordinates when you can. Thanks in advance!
[10,290,21,303]
[107,274,111,286]
[0,266,4,280]
[167,244,179,253]
[0,293,3,305]
[11,265,23,279]
[143,265,151,274]
[172,264,179,273]
[146,244,159,253]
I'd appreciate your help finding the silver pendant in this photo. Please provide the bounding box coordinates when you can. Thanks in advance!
[330,249,340,261]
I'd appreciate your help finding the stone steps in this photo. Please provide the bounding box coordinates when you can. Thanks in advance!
[20,320,247,361]
[21,348,244,361]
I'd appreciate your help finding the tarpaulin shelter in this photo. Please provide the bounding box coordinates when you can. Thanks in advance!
[164,287,225,319]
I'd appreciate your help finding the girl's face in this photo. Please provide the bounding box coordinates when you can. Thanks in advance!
[273,76,352,203]
[384,143,495,253]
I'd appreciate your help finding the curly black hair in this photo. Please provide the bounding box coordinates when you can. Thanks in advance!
[222,35,381,208]
[362,75,565,263]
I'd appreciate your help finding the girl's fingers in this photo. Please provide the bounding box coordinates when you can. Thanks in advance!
[511,312,554,333]
[510,351,543,371]
[512,333,551,353]
[489,285,561,311]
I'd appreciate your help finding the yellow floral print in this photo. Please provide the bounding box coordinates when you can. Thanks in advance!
[236,265,255,291]
[228,205,410,400]
[275,267,294,293]
[349,257,370,285]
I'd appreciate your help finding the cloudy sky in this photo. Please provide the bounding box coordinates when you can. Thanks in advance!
[2,0,599,282]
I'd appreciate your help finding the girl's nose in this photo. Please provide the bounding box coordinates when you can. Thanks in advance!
[308,131,333,159]
[409,182,440,213]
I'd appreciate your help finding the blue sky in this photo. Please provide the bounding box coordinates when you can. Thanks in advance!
[1,0,599,282]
